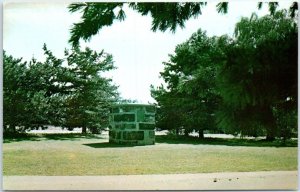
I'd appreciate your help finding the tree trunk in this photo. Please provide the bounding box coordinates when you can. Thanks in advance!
[184,129,189,137]
[263,106,276,141]
[82,126,87,134]
[175,128,179,136]
[198,129,204,139]
[266,129,275,141]
[10,123,17,133]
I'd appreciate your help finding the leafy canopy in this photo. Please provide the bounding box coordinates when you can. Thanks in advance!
[217,10,297,139]
[151,29,222,137]
[68,2,298,46]
[3,45,119,134]
[151,10,297,140]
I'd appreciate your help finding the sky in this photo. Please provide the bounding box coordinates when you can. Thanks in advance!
[3,1,293,103]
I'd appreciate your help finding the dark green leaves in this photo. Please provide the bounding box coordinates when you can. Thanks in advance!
[151,29,221,136]
[152,10,297,139]
[68,3,125,46]
[132,3,206,32]
[3,45,119,134]
[68,2,298,47]
[218,10,297,139]
[289,2,298,18]
[216,2,228,14]
[68,3,87,13]
[63,46,118,132]
[68,2,207,46]
[258,2,298,18]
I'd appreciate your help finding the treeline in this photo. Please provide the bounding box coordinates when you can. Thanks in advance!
[151,10,297,141]
[4,45,119,135]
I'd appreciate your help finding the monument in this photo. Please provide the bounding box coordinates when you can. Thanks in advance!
[109,103,156,145]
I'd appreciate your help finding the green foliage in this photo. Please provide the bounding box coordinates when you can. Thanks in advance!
[68,3,126,46]
[3,45,119,135]
[63,47,118,133]
[130,3,206,32]
[68,2,298,46]
[68,2,207,46]
[151,86,184,133]
[151,29,221,137]
[217,10,297,139]
[273,105,297,140]
[216,2,228,14]
[3,47,69,132]
[151,10,297,140]
[3,52,28,132]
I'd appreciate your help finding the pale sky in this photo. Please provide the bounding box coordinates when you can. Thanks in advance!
[3,1,293,103]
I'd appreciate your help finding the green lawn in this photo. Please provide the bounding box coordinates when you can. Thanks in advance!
[3,134,298,176]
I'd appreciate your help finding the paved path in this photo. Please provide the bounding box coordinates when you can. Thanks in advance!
[3,171,298,190]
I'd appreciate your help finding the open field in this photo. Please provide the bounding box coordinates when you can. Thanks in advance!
[3,133,298,176]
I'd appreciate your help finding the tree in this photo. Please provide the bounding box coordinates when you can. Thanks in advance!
[63,46,119,134]
[3,45,73,133]
[151,85,185,135]
[23,45,69,129]
[66,1,298,140]
[152,10,297,140]
[68,2,298,46]
[217,11,297,140]
[3,45,119,135]
[3,50,64,133]
[151,29,221,138]
[3,52,28,133]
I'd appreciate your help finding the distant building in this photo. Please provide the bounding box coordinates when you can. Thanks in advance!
[109,104,156,145]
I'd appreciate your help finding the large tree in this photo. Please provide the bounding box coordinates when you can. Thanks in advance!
[3,45,71,133]
[64,1,298,140]
[152,10,297,140]
[217,10,297,140]
[3,52,29,133]
[151,86,184,135]
[3,45,119,135]
[68,2,298,46]
[151,29,221,138]
[63,46,119,133]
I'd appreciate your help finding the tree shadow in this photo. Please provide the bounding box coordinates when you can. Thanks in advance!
[83,142,140,148]
[3,133,106,143]
[155,135,298,147]
[3,133,42,143]
[42,133,106,141]
[4,133,297,148]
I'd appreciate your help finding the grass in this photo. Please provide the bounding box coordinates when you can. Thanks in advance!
[3,133,298,176]
[3,133,103,143]
[155,134,298,147]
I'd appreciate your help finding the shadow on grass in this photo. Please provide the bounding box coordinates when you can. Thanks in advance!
[155,135,298,147]
[83,142,138,148]
[42,133,105,141]
[4,133,297,148]
[3,133,106,143]
[3,133,41,143]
